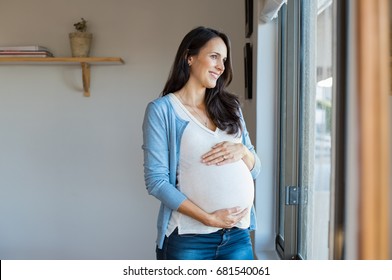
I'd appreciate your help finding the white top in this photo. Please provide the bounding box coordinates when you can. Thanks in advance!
[167,94,255,236]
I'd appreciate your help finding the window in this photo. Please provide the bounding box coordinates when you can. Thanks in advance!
[276,0,336,260]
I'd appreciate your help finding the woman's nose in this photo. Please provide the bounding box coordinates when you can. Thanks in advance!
[216,60,225,72]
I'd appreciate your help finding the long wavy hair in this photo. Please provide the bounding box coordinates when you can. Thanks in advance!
[162,26,242,135]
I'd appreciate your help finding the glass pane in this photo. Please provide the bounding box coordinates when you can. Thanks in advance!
[298,0,334,259]
[278,84,287,244]
[277,5,287,246]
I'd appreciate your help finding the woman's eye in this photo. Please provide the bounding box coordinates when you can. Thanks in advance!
[211,54,218,59]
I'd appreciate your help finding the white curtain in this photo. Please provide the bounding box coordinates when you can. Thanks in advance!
[259,0,287,23]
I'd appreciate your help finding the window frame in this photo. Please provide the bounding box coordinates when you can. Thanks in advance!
[275,0,344,260]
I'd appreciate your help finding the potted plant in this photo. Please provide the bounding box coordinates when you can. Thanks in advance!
[69,18,92,57]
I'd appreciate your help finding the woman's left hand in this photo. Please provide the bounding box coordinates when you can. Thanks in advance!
[201,141,246,166]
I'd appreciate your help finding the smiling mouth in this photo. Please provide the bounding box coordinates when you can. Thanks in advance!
[210,72,220,79]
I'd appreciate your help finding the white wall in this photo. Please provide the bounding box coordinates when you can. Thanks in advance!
[0,0,248,260]
[229,0,278,259]
[252,0,279,259]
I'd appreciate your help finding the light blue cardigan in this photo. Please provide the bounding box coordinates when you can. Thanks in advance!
[142,94,261,249]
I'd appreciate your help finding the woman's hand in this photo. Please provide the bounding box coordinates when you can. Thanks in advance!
[201,141,255,170]
[206,207,249,228]
[177,200,248,229]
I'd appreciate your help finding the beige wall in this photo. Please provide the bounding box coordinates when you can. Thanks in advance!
[389,0,392,258]
[0,0,248,259]
[386,95,392,258]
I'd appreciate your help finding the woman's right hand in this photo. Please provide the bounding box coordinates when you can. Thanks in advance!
[178,200,249,229]
[206,207,249,228]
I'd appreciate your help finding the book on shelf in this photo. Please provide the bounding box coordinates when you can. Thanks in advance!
[0,45,51,52]
[0,50,54,57]
[0,55,53,58]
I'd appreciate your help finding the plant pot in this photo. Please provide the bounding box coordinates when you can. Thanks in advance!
[69,32,92,57]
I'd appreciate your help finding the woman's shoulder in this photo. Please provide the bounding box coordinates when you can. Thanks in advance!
[144,94,176,120]
[144,93,187,128]
[146,94,172,109]
[149,94,172,105]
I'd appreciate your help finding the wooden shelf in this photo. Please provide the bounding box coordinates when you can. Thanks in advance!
[0,57,124,97]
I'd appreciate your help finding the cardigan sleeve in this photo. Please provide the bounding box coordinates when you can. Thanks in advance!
[239,109,261,179]
[142,101,187,210]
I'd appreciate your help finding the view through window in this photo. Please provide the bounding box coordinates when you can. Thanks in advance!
[298,0,334,259]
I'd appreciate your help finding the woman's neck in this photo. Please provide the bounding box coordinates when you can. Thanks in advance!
[176,83,206,107]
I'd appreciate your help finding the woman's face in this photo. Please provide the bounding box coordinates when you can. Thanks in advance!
[188,37,227,89]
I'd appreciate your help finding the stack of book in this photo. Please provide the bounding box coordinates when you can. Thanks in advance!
[0,45,54,57]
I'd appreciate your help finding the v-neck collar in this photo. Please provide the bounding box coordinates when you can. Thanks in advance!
[170,93,218,135]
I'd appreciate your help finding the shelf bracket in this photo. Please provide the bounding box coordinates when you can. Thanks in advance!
[81,62,91,97]
[0,57,124,97]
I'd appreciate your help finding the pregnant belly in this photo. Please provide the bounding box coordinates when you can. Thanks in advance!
[179,161,254,212]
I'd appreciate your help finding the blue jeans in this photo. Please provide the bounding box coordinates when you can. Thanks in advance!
[156,227,254,260]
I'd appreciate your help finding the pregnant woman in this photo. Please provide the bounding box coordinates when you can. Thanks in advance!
[142,26,261,260]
